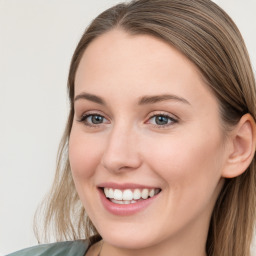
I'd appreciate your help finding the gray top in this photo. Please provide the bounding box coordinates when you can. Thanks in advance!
[6,240,89,256]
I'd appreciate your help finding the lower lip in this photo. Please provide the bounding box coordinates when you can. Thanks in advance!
[98,188,160,216]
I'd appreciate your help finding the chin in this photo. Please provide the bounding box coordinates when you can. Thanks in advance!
[101,232,157,250]
[94,219,165,250]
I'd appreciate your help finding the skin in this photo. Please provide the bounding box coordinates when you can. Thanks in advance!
[69,29,232,256]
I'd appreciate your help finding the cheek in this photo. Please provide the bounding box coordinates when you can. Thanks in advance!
[141,129,225,230]
[143,128,224,193]
[69,127,103,180]
[68,127,106,214]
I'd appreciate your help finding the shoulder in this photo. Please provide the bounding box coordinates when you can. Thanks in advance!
[6,240,89,256]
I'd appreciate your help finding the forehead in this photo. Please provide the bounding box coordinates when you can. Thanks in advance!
[76,29,201,84]
[75,29,217,110]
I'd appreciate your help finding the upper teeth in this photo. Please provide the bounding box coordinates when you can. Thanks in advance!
[103,188,160,201]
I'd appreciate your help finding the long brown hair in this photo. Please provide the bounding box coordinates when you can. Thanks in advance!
[35,0,256,255]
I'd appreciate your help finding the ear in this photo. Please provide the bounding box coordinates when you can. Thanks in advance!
[222,114,256,178]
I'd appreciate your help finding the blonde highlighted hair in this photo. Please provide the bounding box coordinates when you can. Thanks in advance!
[35,0,256,255]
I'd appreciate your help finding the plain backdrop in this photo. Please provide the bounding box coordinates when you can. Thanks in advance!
[0,0,256,255]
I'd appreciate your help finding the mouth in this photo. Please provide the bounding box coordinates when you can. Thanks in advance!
[101,187,161,205]
[98,184,162,216]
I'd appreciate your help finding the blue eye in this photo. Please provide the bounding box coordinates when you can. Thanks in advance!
[79,114,107,126]
[88,115,104,124]
[148,114,176,126]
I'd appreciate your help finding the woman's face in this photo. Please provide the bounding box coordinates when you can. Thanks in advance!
[69,29,228,253]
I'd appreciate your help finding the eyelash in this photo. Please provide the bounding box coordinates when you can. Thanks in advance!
[146,113,178,128]
[77,112,178,128]
[78,112,109,128]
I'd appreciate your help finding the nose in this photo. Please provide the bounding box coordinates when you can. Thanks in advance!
[101,124,142,174]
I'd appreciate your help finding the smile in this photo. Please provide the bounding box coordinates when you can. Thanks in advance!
[103,188,161,204]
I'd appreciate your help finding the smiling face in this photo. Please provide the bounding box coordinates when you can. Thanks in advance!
[69,29,228,255]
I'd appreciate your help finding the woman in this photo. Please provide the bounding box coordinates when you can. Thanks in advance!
[8,0,256,255]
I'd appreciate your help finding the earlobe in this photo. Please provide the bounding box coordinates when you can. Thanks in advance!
[222,114,256,178]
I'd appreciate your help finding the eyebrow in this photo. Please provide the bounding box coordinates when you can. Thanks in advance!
[74,93,106,105]
[74,92,190,106]
[138,94,190,105]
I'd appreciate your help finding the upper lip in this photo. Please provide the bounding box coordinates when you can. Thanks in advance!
[98,182,160,190]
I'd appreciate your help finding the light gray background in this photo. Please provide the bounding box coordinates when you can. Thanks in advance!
[0,0,255,255]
